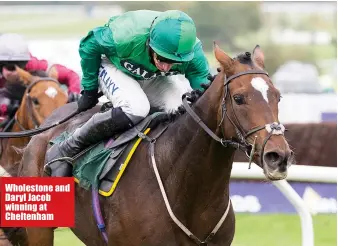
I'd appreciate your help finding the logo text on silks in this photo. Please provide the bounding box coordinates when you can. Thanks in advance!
[121,60,180,80]
[99,66,119,95]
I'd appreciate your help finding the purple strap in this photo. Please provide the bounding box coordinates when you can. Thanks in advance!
[92,187,108,244]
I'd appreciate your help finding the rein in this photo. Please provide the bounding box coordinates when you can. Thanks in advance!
[0,109,80,138]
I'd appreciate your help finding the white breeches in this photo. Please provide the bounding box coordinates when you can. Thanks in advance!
[98,57,192,120]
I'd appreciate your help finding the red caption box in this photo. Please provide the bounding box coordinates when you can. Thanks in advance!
[0,177,74,227]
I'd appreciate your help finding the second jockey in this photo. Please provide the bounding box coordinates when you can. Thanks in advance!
[45,9,211,177]
[0,33,81,121]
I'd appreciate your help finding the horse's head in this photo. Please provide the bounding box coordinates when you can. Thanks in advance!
[14,67,68,129]
[213,43,294,180]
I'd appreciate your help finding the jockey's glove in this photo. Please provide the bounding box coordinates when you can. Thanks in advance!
[76,89,99,113]
[68,92,81,103]
[207,68,221,83]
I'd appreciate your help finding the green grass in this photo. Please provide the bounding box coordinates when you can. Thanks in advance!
[0,13,108,34]
[1,14,108,38]
[3,13,335,59]
[0,14,59,22]
[12,18,108,37]
[54,214,336,246]
[233,214,336,246]
[54,228,84,246]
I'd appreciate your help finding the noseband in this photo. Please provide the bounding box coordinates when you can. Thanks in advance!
[182,69,286,168]
[15,77,61,130]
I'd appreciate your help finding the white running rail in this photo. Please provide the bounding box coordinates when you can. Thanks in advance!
[231,163,336,183]
[231,163,337,246]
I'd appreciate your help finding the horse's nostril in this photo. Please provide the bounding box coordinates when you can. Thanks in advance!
[264,152,281,163]
[264,151,288,171]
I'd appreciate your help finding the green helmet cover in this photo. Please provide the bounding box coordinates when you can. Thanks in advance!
[149,10,197,62]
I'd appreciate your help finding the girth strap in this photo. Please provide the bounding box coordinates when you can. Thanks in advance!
[138,125,232,246]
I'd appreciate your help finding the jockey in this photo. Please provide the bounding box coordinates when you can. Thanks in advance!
[0,33,81,121]
[45,10,211,177]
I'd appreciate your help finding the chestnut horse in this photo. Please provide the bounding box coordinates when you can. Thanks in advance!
[17,44,294,246]
[0,68,68,246]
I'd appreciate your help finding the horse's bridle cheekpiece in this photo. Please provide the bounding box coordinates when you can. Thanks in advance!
[14,77,61,130]
[183,69,286,169]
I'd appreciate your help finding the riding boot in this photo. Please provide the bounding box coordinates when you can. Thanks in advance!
[44,107,135,177]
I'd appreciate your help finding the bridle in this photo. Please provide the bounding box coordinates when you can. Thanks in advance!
[14,77,61,131]
[137,68,287,246]
[182,69,286,169]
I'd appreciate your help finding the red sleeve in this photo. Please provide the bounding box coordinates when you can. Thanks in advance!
[24,54,48,71]
[52,64,81,94]
[25,54,81,94]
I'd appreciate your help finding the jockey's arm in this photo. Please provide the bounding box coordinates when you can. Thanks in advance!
[25,54,81,94]
[79,27,117,91]
[185,41,211,90]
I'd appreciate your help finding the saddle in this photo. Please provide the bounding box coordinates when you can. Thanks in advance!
[48,104,168,197]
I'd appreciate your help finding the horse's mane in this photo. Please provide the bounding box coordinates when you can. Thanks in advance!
[235,52,254,66]
[28,70,49,77]
[4,70,49,102]
[165,83,210,123]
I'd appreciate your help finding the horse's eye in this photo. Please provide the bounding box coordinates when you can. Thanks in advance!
[279,95,282,102]
[32,98,39,105]
[233,94,245,105]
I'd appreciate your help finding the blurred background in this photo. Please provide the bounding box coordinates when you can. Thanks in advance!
[0,1,336,123]
[0,1,336,246]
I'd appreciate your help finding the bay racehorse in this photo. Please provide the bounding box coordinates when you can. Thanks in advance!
[17,43,294,246]
[0,67,68,246]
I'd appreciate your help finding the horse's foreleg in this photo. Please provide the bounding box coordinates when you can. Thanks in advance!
[26,228,53,246]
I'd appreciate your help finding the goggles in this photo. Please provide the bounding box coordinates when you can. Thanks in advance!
[0,61,28,72]
[154,53,182,65]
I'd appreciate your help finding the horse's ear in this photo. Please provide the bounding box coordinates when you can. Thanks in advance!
[47,65,59,80]
[15,66,33,85]
[253,45,265,69]
[213,41,233,73]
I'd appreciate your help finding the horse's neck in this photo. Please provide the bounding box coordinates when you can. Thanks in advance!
[15,105,33,130]
[155,79,235,227]
[0,136,28,176]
